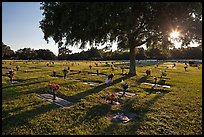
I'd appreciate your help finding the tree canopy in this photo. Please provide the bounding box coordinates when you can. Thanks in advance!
[40,2,202,75]
[2,42,15,59]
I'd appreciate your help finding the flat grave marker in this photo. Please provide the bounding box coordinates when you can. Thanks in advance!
[141,82,170,88]
[37,93,72,107]
[115,91,136,97]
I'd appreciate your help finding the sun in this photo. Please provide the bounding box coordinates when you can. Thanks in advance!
[168,29,182,49]
[169,30,180,39]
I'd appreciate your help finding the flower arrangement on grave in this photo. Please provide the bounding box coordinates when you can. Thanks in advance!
[146,69,151,76]
[197,64,200,70]
[89,65,92,69]
[62,68,68,79]
[52,70,56,77]
[184,64,188,71]
[105,93,116,104]
[121,80,129,97]
[111,67,115,71]
[67,66,70,70]
[120,66,125,74]
[160,71,167,78]
[7,69,16,82]
[16,65,20,71]
[121,80,129,91]
[48,84,60,100]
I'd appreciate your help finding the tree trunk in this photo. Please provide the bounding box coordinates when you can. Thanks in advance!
[129,45,136,76]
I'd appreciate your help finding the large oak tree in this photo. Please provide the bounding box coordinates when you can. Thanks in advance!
[40,2,201,76]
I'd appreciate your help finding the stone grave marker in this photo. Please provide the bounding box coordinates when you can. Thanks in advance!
[141,82,170,88]
[37,93,72,107]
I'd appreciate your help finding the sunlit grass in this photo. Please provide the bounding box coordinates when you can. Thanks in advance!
[2,60,202,135]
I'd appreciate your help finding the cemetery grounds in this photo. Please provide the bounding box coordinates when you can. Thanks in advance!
[2,60,202,135]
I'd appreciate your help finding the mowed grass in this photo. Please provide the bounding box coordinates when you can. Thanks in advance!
[2,60,202,135]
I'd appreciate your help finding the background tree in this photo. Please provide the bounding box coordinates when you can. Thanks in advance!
[135,48,146,60]
[40,2,201,76]
[86,47,103,60]
[2,42,15,59]
[15,48,37,60]
[35,49,56,60]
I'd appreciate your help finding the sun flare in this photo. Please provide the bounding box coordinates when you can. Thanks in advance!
[170,30,180,39]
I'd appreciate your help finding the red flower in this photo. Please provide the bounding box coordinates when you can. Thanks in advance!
[110,93,115,98]
[146,69,151,76]
[49,84,60,90]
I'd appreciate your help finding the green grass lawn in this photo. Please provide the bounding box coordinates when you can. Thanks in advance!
[2,60,202,135]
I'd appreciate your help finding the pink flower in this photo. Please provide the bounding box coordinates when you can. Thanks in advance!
[53,70,56,72]
[9,70,16,75]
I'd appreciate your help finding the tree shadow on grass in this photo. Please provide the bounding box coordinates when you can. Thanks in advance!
[73,103,112,127]
[137,76,172,87]
[2,103,59,133]
[124,93,166,134]
[142,86,171,94]
[99,93,166,135]
[58,75,132,103]
[137,75,149,84]
[2,78,50,89]
[2,86,51,103]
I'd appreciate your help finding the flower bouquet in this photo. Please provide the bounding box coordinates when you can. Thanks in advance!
[121,80,129,97]
[89,65,92,69]
[121,82,129,91]
[16,65,20,71]
[120,66,125,74]
[105,93,116,104]
[146,69,151,76]
[184,65,188,71]
[160,71,167,78]
[7,69,16,82]
[52,70,56,77]
[48,84,60,100]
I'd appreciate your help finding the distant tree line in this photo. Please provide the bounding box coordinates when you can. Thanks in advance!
[2,42,57,60]
[2,42,202,60]
[59,46,202,60]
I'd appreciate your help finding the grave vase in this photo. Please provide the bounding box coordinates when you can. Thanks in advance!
[52,89,57,100]
[10,77,13,83]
